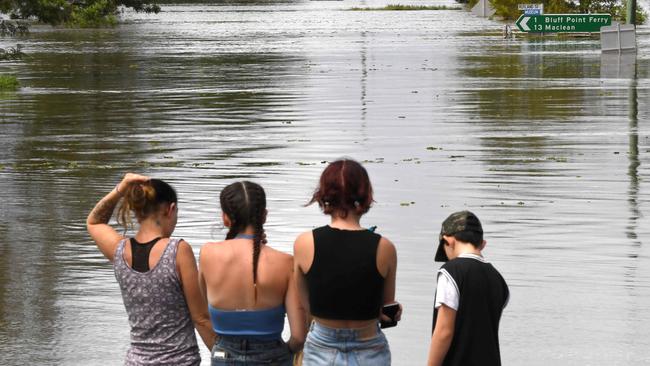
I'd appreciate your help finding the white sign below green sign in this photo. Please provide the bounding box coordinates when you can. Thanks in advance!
[515,14,612,33]
[518,3,543,15]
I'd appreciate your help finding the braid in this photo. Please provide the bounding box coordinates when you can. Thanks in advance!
[220,181,267,301]
[245,182,266,287]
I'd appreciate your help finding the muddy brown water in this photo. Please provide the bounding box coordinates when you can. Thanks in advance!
[1,1,650,364]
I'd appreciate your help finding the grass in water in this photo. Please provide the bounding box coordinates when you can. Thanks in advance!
[350,4,462,10]
[0,75,19,91]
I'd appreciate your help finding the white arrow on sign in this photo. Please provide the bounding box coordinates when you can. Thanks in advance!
[520,16,531,31]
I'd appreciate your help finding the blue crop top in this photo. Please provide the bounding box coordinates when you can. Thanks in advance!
[209,304,286,340]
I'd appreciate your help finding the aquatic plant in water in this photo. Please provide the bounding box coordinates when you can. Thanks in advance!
[0,75,19,91]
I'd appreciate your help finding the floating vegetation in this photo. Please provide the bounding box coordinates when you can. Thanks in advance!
[400,201,416,206]
[400,158,421,163]
[0,45,25,61]
[0,75,19,91]
[363,158,385,164]
[426,146,441,151]
[350,4,462,11]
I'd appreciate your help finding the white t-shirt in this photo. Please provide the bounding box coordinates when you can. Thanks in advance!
[434,253,487,311]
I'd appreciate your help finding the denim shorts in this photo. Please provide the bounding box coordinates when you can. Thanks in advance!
[302,322,391,366]
[210,335,292,366]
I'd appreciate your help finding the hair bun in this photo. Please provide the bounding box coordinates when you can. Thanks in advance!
[117,178,177,230]
[142,184,156,202]
[126,183,155,211]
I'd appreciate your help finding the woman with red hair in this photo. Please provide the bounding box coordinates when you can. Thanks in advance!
[293,159,400,365]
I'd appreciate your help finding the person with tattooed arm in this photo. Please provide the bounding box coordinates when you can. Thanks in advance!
[86,173,215,366]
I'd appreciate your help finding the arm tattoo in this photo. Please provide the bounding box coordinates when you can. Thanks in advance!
[89,197,118,224]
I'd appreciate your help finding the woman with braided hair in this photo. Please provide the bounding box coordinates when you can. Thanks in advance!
[293,158,401,366]
[199,181,306,366]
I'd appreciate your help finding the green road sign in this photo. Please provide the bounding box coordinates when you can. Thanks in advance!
[515,14,612,33]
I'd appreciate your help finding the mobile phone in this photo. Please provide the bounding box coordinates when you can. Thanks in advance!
[380,302,399,329]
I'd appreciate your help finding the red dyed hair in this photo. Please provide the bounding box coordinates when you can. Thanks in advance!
[308,159,374,217]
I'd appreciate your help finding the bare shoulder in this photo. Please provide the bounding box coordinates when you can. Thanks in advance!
[263,244,294,263]
[198,240,229,260]
[378,236,396,253]
[376,236,397,271]
[293,231,314,251]
[177,239,197,260]
[178,239,193,250]
[200,240,229,250]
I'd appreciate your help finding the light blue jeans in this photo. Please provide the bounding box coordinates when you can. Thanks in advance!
[302,322,391,366]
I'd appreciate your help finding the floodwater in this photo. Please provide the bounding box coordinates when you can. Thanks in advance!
[1,0,650,364]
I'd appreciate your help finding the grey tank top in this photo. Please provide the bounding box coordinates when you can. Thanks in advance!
[114,238,200,366]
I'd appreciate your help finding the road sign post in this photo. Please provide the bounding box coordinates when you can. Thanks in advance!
[515,14,612,33]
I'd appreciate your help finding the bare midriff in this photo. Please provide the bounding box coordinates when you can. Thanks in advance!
[313,316,378,330]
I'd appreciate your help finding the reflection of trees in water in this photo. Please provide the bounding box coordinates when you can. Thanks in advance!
[454,41,602,173]
[5,35,305,166]
[459,43,598,120]
[626,69,641,261]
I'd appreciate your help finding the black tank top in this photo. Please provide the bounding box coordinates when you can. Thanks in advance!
[129,237,161,272]
[305,225,384,320]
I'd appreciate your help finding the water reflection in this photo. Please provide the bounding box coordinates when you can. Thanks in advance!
[601,52,638,79]
[626,65,640,252]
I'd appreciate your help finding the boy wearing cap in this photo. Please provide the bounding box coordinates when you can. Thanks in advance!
[427,211,509,366]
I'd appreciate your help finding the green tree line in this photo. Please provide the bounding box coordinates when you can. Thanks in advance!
[461,0,646,22]
[0,0,160,27]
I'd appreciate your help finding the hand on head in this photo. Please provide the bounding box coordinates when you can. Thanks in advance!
[117,173,150,194]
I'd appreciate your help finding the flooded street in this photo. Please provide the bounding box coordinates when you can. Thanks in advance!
[1,0,650,364]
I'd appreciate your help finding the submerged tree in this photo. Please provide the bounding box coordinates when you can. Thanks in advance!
[0,0,160,27]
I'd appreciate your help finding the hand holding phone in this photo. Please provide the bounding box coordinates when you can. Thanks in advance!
[380,302,400,329]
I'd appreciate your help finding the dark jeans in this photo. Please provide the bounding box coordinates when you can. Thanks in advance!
[211,335,292,366]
